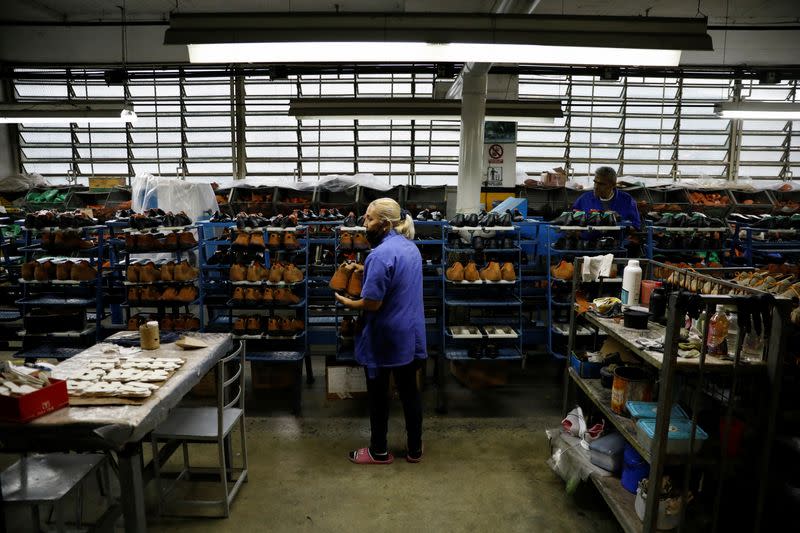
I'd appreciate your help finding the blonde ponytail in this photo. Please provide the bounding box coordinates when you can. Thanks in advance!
[367,197,415,240]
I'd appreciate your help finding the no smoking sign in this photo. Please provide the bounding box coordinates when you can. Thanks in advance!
[488,144,504,160]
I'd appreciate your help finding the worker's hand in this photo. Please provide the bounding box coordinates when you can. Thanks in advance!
[334,292,353,308]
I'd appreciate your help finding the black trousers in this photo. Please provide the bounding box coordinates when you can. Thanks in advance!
[365,360,423,454]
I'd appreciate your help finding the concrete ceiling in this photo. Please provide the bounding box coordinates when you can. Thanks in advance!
[2,0,798,24]
[1,0,799,66]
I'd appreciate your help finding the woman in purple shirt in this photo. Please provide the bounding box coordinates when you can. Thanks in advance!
[335,198,427,465]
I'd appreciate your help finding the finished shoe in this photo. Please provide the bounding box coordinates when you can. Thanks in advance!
[340,232,353,250]
[551,260,575,281]
[139,262,161,283]
[274,288,300,304]
[283,263,304,283]
[244,287,261,304]
[56,260,74,281]
[249,232,266,249]
[234,232,251,248]
[179,231,198,249]
[233,317,247,335]
[22,261,37,281]
[268,262,285,283]
[449,213,466,227]
[464,261,480,282]
[446,262,465,282]
[247,262,269,282]
[500,262,516,282]
[160,287,179,301]
[283,232,300,250]
[267,232,281,248]
[164,232,180,250]
[174,261,198,282]
[71,261,97,282]
[352,232,370,250]
[550,211,573,225]
[329,262,352,291]
[480,261,502,282]
[262,287,274,303]
[176,286,198,303]
[246,316,261,335]
[346,266,364,298]
[266,318,280,335]
[161,261,175,282]
[230,263,247,282]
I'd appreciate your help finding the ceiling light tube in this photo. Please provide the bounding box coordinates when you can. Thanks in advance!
[166,13,712,67]
[0,101,137,124]
[287,98,563,123]
[714,101,800,120]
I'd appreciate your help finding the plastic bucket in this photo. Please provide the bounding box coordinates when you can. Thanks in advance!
[611,366,654,415]
[621,444,649,494]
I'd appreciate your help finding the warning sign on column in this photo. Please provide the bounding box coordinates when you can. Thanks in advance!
[488,144,504,163]
[486,166,503,187]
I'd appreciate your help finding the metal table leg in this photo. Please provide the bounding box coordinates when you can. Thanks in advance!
[118,442,147,533]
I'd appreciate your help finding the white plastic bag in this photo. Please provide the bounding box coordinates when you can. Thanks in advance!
[132,174,218,221]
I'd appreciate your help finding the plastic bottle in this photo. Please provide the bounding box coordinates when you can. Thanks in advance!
[621,259,642,306]
[706,305,729,357]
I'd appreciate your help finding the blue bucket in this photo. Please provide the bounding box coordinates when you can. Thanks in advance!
[620,443,649,494]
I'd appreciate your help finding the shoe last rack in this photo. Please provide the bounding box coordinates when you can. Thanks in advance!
[15,219,109,358]
[561,258,789,533]
[644,223,731,265]
[106,220,200,332]
[545,221,628,360]
[437,222,523,413]
[197,220,313,413]
[728,222,800,267]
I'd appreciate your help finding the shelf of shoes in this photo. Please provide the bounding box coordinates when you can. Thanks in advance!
[438,221,524,412]
[105,212,201,338]
[197,216,313,390]
[330,226,368,366]
[728,216,800,266]
[543,211,629,361]
[15,213,112,355]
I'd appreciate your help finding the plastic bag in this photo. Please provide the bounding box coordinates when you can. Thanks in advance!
[0,173,50,192]
[131,174,218,221]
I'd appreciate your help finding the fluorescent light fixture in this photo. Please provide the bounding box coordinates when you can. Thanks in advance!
[288,98,563,123]
[188,42,682,66]
[0,101,137,124]
[166,13,712,66]
[714,101,800,120]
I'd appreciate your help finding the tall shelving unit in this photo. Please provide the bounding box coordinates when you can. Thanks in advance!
[109,222,200,332]
[15,219,110,360]
[438,222,523,412]
[645,223,730,264]
[729,223,800,267]
[562,258,790,532]
[198,220,312,413]
[545,222,627,359]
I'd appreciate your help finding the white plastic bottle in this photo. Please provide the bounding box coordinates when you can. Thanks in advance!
[621,259,642,306]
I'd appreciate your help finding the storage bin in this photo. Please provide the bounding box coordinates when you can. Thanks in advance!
[589,432,626,473]
[636,418,708,455]
[648,186,690,212]
[768,188,800,214]
[730,189,774,215]
[570,351,604,379]
[621,444,649,494]
[686,188,733,218]
[625,401,688,420]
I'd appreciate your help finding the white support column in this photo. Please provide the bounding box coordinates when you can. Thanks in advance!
[456,63,490,213]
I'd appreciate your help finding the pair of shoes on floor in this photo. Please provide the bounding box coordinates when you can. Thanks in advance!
[349,446,423,464]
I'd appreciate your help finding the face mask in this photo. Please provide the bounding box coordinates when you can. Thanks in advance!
[366,226,387,248]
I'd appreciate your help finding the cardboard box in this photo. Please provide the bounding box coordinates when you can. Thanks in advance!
[449,361,508,390]
[89,176,127,190]
[0,378,69,423]
[326,364,368,399]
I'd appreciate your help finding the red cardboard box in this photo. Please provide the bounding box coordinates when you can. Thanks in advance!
[0,378,69,423]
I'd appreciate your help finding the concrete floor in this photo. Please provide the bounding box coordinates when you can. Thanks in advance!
[2,354,621,532]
